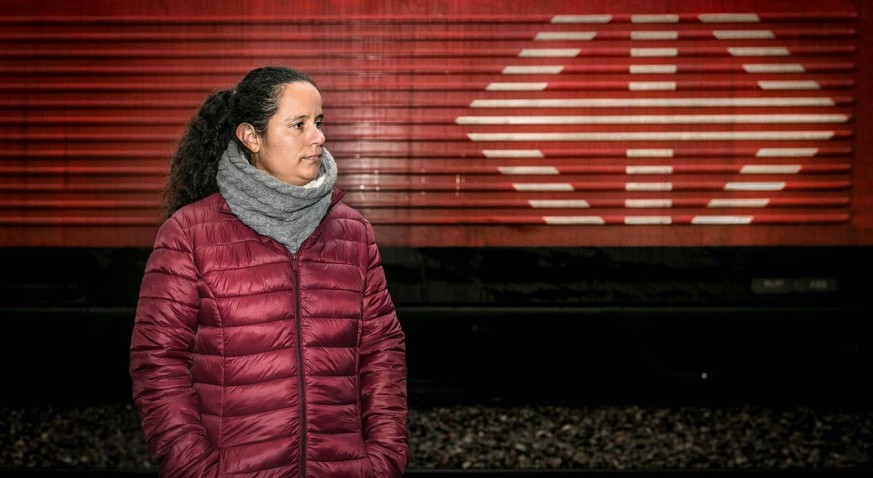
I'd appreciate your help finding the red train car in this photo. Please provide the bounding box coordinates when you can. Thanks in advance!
[1,0,871,248]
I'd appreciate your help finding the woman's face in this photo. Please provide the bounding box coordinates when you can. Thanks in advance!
[248,81,325,186]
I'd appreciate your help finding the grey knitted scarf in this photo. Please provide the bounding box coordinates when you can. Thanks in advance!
[216,141,337,253]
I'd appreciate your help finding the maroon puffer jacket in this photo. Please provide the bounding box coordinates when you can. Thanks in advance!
[130,190,408,477]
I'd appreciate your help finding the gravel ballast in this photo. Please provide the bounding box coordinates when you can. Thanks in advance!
[1,403,871,471]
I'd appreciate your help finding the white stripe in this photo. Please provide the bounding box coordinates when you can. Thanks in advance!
[551,15,612,23]
[692,216,754,224]
[627,182,673,191]
[740,165,801,174]
[498,166,559,175]
[486,82,548,91]
[713,30,775,39]
[724,182,787,191]
[468,131,835,141]
[629,81,676,91]
[756,148,817,157]
[699,14,760,23]
[513,183,574,191]
[729,47,790,56]
[482,149,544,158]
[632,14,679,23]
[503,65,564,74]
[630,64,677,74]
[543,216,606,224]
[758,81,820,90]
[625,216,672,224]
[627,148,673,158]
[520,48,581,57]
[456,114,846,125]
[529,199,590,208]
[627,166,673,174]
[469,97,835,108]
[743,63,805,73]
[708,199,769,207]
[631,31,678,40]
[631,48,678,57]
[535,31,597,40]
[627,199,673,208]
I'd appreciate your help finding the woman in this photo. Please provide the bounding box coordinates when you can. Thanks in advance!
[129,66,409,477]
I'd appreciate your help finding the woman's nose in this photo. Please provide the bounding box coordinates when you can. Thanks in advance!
[311,125,325,145]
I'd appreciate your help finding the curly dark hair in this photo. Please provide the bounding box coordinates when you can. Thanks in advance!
[162,66,317,217]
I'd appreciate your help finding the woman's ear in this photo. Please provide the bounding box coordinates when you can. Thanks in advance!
[235,123,260,153]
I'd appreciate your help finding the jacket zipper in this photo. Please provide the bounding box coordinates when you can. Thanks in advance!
[292,252,308,476]
[288,192,340,476]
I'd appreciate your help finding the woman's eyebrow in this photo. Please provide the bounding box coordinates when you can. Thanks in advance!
[283,113,323,122]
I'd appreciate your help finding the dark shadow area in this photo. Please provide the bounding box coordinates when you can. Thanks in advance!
[0,247,870,408]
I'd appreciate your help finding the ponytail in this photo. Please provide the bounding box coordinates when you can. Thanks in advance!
[162,89,235,217]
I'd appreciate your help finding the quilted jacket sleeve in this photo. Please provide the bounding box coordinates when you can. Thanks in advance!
[129,216,219,478]
[360,222,410,478]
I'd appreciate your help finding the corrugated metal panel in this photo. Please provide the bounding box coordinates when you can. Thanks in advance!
[0,0,869,246]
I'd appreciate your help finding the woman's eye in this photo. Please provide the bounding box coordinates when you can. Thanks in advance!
[315,121,323,129]
[293,122,305,129]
